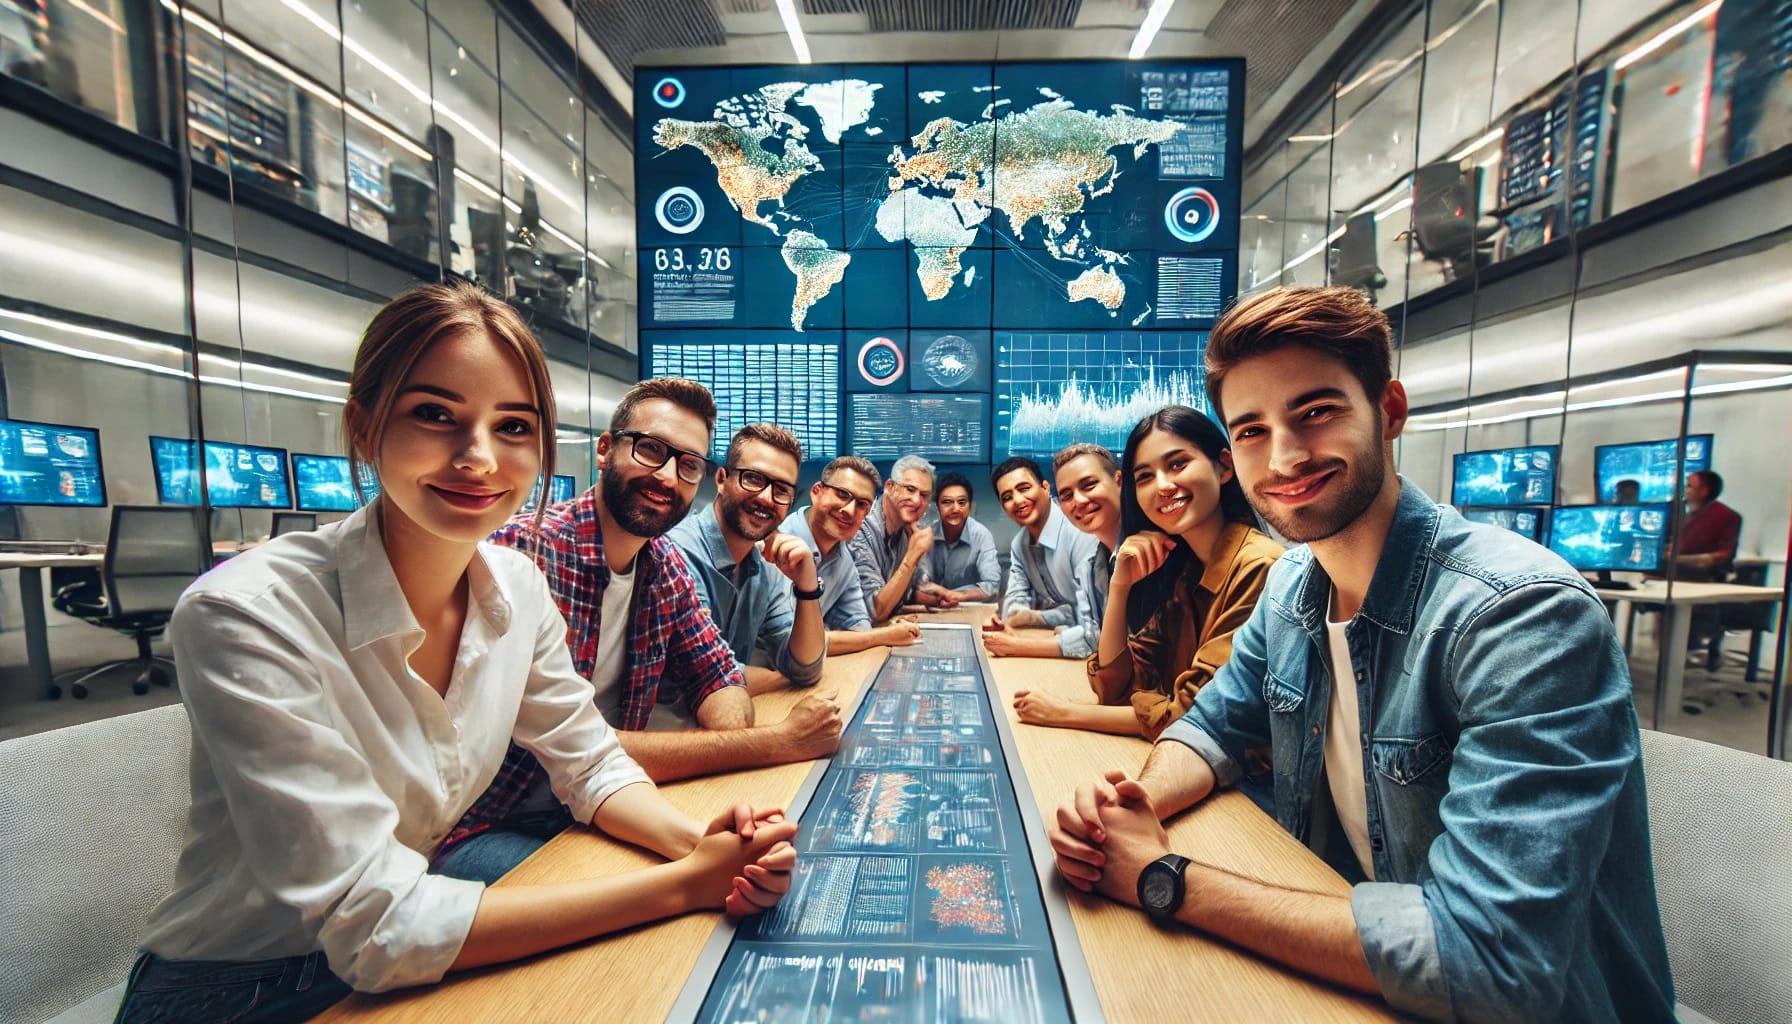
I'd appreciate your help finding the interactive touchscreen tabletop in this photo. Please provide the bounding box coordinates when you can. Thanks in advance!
[676,625,1099,1024]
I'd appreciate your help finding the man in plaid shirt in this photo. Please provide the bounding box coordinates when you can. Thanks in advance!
[433,379,844,884]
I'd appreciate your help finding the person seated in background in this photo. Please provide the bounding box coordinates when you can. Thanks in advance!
[668,424,828,697]
[914,471,1001,609]
[1049,286,1672,1022]
[1020,417,1281,740]
[847,453,936,622]
[117,284,795,1023]
[780,455,924,654]
[1009,442,1120,726]
[436,378,842,885]
[983,456,1100,658]
[1673,469,1740,581]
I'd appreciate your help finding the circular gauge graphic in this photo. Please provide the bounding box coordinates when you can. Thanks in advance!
[857,336,905,387]
[1164,186,1221,244]
[651,77,685,109]
[654,186,704,235]
[921,334,978,389]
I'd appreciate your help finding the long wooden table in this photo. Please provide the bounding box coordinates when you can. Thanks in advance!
[319,606,1392,1022]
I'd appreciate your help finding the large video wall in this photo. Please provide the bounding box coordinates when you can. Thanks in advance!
[635,61,1244,462]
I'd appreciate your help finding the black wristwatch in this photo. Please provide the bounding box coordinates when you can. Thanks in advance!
[792,579,824,601]
[1138,853,1190,923]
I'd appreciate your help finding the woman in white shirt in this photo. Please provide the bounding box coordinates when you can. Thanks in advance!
[118,282,797,1023]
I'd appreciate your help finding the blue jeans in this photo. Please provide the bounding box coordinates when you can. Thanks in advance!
[115,808,572,1021]
[114,950,350,1024]
[428,806,573,885]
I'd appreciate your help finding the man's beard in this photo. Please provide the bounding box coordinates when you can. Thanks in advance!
[602,469,690,538]
[1251,437,1386,544]
[719,492,780,542]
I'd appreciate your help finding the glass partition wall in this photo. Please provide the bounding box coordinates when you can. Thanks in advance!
[1244,0,1792,758]
[0,0,629,716]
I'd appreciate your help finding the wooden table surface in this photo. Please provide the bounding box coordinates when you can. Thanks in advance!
[319,606,1392,1023]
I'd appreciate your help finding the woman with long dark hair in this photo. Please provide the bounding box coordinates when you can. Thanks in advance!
[1088,405,1281,739]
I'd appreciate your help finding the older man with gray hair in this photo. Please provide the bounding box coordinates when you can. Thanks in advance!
[846,453,935,622]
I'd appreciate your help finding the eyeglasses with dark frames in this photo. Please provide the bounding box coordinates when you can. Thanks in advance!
[724,466,798,506]
[819,482,875,515]
[613,430,709,484]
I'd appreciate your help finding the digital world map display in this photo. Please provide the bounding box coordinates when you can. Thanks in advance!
[636,61,1242,462]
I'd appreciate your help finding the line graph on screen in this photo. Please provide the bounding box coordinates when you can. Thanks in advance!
[994,331,1209,456]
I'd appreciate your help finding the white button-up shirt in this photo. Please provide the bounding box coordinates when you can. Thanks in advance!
[141,505,649,992]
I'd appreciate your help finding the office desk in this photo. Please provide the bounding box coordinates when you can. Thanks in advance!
[0,551,104,699]
[1594,580,1784,721]
[3,541,244,700]
[319,607,1391,1023]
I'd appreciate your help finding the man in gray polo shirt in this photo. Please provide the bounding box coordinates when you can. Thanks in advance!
[846,453,936,623]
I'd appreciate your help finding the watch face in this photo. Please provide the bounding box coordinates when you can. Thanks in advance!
[1142,867,1176,910]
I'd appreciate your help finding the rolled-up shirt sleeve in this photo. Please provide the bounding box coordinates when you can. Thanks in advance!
[170,597,484,993]
[513,578,652,825]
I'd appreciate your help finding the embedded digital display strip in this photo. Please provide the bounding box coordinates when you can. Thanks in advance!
[671,626,1101,1024]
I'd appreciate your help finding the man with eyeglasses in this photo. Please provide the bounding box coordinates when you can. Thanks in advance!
[847,453,937,623]
[914,472,1001,609]
[780,456,925,655]
[437,380,843,885]
[668,424,830,699]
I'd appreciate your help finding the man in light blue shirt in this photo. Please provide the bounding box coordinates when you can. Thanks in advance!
[984,456,1099,658]
[915,471,1001,608]
[667,424,826,696]
[780,456,922,655]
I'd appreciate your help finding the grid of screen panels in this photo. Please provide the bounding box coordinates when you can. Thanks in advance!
[690,629,1077,1024]
[635,60,1243,464]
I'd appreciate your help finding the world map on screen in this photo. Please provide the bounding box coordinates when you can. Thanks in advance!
[650,79,1193,330]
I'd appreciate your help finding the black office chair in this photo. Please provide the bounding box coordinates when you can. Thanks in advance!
[271,511,318,536]
[1708,561,1777,683]
[51,506,210,699]
[1412,160,1501,282]
[1330,210,1388,306]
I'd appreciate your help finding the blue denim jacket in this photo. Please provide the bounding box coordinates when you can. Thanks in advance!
[1161,480,1674,1023]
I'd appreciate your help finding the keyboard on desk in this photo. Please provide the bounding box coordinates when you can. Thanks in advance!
[1600,581,1636,591]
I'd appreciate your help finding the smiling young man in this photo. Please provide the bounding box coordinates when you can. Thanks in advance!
[915,472,1001,609]
[437,379,845,884]
[984,456,1100,658]
[781,456,924,655]
[668,424,830,701]
[847,453,937,622]
[1048,287,1674,1022]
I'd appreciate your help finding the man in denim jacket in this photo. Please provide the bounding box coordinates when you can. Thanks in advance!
[1049,286,1674,1022]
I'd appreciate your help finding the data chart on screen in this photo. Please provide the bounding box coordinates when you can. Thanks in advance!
[994,331,1209,456]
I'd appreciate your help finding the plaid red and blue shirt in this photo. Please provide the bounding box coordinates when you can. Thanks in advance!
[441,489,743,851]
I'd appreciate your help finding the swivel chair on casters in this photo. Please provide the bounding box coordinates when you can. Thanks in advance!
[50,506,210,699]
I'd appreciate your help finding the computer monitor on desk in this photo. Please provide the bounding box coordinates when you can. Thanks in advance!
[291,453,361,512]
[1594,434,1712,504]
[1452,445,1558,507]
[1548,503,1671,572]
[151,437,293,510]
[0,418,107,508]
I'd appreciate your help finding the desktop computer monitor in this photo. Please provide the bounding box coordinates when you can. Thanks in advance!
[0,418,107,507]
[549,474,576,505]
[1547,503,1671,572]
[1594,434,1713,504]
[151,437,293,509]
[1451,445,1558,507]
[291,453,360,512]
[1459,506,1547,542]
